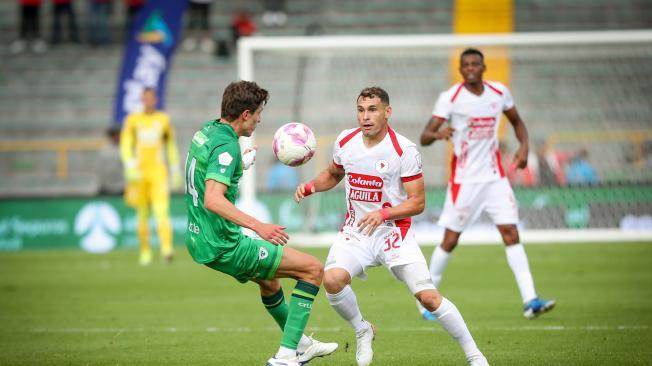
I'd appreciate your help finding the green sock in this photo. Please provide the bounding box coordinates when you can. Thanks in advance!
[262,288,289,330]
[281,281,319,349]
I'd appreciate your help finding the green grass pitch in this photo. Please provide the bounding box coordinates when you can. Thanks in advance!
[1,242,651,365]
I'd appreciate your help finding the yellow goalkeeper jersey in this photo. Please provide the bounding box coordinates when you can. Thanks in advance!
[120,110,180,173]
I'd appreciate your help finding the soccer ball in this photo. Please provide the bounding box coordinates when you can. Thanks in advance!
[272,122,317,167]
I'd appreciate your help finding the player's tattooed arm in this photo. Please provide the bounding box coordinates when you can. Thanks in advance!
[505,107,529,169]
[420,116,454,146]
[295,162,345,203]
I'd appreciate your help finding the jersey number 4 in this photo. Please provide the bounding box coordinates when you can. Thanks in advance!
[186,156,199,207]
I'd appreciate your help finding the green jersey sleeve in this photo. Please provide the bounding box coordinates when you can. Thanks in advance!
[206,141,242,186]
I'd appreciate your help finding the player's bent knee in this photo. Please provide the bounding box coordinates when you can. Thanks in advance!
[416,289,442,312]
[323,269,350,294]
[255,279,281,295]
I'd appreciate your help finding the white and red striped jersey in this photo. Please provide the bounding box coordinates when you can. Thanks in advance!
[432,81,515,184]
[333,126,422,238]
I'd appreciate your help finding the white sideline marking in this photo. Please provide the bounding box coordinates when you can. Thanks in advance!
[28,325,648,333]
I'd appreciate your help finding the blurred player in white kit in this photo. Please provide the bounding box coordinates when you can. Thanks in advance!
[295,86,489,366]
[417,48,555,321]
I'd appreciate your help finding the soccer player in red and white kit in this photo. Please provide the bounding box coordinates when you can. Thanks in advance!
[417,48,555,320]
[295,87,489,366]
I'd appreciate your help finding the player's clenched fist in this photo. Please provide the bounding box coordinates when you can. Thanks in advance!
[294,181,315,203]
[357,210,385,236]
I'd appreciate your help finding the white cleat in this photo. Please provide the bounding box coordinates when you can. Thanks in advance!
[356,320,376,366]
[297,335,338,365]
[468,354,490,366]
[266,355,299,366]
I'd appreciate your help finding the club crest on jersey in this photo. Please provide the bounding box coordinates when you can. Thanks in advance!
[375,160,389,174]
[259,247,268,260]
[348,173,384,189]
[349,188,382,202]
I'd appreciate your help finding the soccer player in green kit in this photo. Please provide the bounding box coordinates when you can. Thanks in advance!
[184,81,337,366]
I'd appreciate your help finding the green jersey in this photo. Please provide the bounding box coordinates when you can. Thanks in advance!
[185,119,244,263]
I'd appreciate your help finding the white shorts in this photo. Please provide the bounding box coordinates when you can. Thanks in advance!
[324,225,435,294]
[438,177,519,232]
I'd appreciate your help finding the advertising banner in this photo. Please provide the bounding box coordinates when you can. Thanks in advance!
[112,0,189,126]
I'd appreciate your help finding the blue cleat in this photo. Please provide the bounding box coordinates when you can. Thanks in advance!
[523,297,556,319]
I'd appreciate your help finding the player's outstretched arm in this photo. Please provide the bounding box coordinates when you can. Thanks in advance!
[420,116,454,146]
[294,162,345,203]
[505,107,529,169]
[205,180,288,245]
[357,177,426,235]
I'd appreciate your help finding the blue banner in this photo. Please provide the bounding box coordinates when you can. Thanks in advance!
[112,0,189,126]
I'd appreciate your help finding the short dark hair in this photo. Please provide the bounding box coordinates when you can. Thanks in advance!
[221,81,269,121]
[357,86,389,105]
[460,48,484,62]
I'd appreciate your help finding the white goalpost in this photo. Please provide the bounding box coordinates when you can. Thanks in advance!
[236,30,652,245]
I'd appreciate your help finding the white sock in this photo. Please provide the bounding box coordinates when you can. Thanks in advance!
[276,345,296,359]
[429,245,451,287]
[326,285,366,332]
[433,297,482,359]
[505,244,537,303]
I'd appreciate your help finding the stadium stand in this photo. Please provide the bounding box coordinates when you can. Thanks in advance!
[0,0,651,198]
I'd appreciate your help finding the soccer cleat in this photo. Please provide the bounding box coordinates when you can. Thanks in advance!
[468,354,490,366]
[297,335,338,365]
[355,320,376,366]
[523,297,556,319]
[139,251,152,266]
[266,355,299,366]
[162,248,174,264]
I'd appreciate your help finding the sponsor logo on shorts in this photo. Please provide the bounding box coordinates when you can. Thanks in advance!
[258,247,268,260]
[349,188,382,202]
[348,173,383,189]
[188,222,200,234]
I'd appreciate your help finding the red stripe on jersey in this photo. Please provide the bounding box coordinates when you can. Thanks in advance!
[495,149,505,177]
[387,127,403,156]
[339,128,361,147]
[450,83,464,103]
[332,160,343,169]
[483,82,503,96]
[450,155,461,204]
[401,173,423,183]
[395,217,412,240]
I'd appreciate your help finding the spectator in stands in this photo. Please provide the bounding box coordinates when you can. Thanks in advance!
[11,0,47,54]
[540,143,572,185]
[51,0,80,45]
[231,10,256,47]
[266,159,299,192]
[262,0,287,27]
[125,0,145,34]
[96,126,124,195]
[88,0,111,45]
[565,148,599,185]
[183,0,213,53]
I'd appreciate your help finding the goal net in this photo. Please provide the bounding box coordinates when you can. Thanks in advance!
[237,30,652,241]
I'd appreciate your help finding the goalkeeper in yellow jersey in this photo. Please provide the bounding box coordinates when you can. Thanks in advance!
[120,88,182,265]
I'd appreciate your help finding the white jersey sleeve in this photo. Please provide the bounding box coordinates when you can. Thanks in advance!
[432,90,454,119]
[501,84,515,111]
[332,129,352,167]
[400,145,423,180]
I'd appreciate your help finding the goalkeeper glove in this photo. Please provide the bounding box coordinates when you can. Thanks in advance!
[124,159,141,183]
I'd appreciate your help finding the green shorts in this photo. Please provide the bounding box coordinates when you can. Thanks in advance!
[204,236,284,283]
